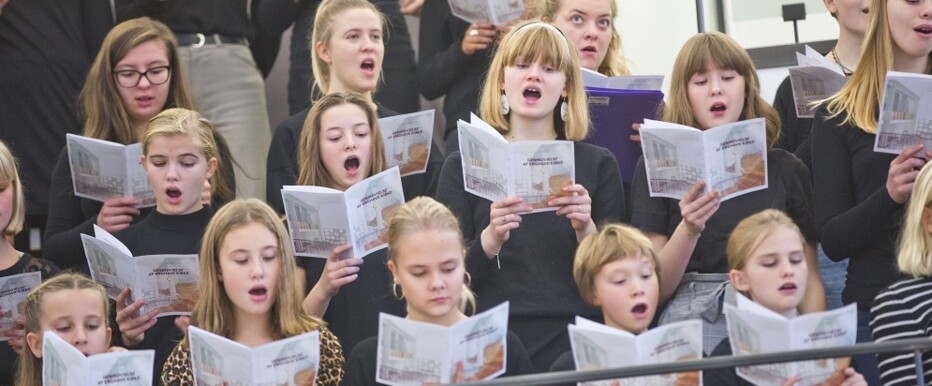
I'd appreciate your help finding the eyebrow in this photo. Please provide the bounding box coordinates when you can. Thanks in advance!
[115,60,168,70]
[569,9,611,18]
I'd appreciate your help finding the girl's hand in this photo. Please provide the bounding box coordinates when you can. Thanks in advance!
[839,367,867,386]
[679,180,721,235]
[115,288,158,347]
[96,197,140,233]
[630,122,641,143]
[481,196,531,257]
[549,184,595,237]
[461,22,496,56]
[107,346,127,353]
[173,316,190,335]
[5,315,25,355]
[400,0,424,16]
[313,244,362,298]
[886,144,929,204]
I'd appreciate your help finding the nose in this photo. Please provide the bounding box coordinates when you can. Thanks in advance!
[631,279,646,297]
[166,162,180,181]
[344,135,358,151]
[526,64,542,81]
[709,77,723,96]
[73,328,88,347]
[137,73,152,89]
[429,271,446,290]
[779,260,796,278]
[250,258,265,279]
[584,21,598,40]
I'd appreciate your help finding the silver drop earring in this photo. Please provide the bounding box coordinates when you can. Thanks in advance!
[501,92,510,115]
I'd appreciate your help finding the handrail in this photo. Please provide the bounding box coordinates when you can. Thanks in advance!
[452,337,932,386]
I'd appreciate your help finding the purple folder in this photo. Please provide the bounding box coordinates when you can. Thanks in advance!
[584,87,664,182]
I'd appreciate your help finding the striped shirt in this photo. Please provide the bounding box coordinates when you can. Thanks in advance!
[870,277,932,385]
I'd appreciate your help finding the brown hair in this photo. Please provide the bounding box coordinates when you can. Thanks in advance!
[573,223,660,305]
[0,139,25,237]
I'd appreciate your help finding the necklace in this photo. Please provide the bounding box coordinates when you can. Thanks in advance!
[831,47,854,76]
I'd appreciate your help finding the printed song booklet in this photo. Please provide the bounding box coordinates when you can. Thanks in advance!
[724,294,858,386]
[81,225,199,317]
[376,302,510,385]
[787,46,847,118]
[875,71,932,156]
[448,0,524,25]
[43,331,154,386]
[568,317,703,386]
[282,167,405,258]
[0,272,40,342]
[66,133,155,207]
[458,115,575,212]
[188,326,320,386]
[639,118,768,201]
[379,109,435,176]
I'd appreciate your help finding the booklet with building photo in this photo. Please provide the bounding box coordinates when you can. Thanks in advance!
[43,331,154,385]
[448,0,524,25]
[458,115,575,212]
[639,118,768,201]
[379,110,435,176]
[875,71,932,156]
[81,225,199,317]
[724,294,857,386]
[376,302,509,385]
[65,133,155,207]
[568,317,702,386]
[282,167,405,259]
[787,46,847,118]
[188,326,320,386]
[0,272,40,342]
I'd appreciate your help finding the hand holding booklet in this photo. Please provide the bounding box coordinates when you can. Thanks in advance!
[66,133,155,207]
[448,0,524,25]
[787,45,847,118]
[376,302,510,385]
[282,167,405,258]
[0,272,40,342]
[379,109,435,176]
[875,71,932,156]
[188,326,320,385]
[81,225,200,317]
[43,331,154,385]
[639,118,768,201]
[724,294,857,386]
[458,115,575,212]
[568,317,703,386]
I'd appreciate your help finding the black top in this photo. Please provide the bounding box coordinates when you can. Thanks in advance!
[265,104,442,214]
[631,149,818,274]
[116,0,254,39]
[343,330,535,385]
[704,338,753,386]
[772,76,814,170]
[810,105,904,310]
[548,351,576,386]
[111,207,214,386]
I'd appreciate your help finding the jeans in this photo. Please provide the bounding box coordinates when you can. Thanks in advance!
[818,244,848,310]
[853,309,881,385]
[659,272,735,355]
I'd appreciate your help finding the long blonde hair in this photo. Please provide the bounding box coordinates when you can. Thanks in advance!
[897,163,932,276]
[0,139,25,237]
[530,0,631,76]
[310,0,385,96]
[726,209,805,272]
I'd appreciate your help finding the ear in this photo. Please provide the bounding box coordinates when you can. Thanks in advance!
[823,0,837,14]
[205,157,218,180]
[729,269,751,293]
[387,260,397,282]
[590,285,603,307]
[315,41,332,64]
[921,208,932,236]
[140,155,148,174]
[105,326,112,348]
[26,331,42,359]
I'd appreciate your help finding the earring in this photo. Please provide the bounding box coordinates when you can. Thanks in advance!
[560,97,568,121]
[392,282,404,300]
[501,92,510,115]
[464,272,472,287]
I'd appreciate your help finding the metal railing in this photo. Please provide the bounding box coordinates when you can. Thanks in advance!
[454,337,932,386]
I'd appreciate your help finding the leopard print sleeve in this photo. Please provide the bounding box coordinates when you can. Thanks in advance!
[160,343,194,386]
[316,325,345,386]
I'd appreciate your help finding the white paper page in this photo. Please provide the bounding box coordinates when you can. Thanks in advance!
[0,272,41,342]
[123,143,155,207]
[486,0,524,25]
[787,304,857,386]
[639,125,706,200]
[65,134,155,207]
[700,118,768,201]
[131,254,199,317]
[605,75,664,91]
[281,186,351,259]
[251,330,320,385]
[189,326,254,384]
[43,331,89,386]
[380,110,435,176]
[725,302,794,385]
[509,140,575,212]
[875,71,932,156]
[81,233,136,300]
[786,66,847,118]
[581,68,608,88]
[376,313,449,386]
[93,224,133,257]
[343,167,405,257]
[458,120,512,203]
[634,320,703,386]
[85,348,155,385]
[448,302,510,382]
[568,323,637,386]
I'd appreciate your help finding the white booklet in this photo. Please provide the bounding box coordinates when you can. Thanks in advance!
[0,272,41,342]
[43,331,154,386]
[188,326,320,386]
[81,225,199,317]
[65,133,155,207]
[458,114,575,212]
[376,302,510,385]
[568,317,703,386]
[787,46,847,118]
[875,71,932,156]
[282,167,405,258]
[639,118,768,201]
[581,68,664,91]
[448,0,524,25]
[724,294,857,386]
[379,109,435,176]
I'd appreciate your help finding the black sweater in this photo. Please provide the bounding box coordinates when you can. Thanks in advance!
[773,76,814,170]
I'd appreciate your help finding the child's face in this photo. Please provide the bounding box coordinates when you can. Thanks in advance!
[501,56,567,123]
[0,178,12,232]
[825,0,870,37]
[142,134,217,215]
[26,289,111,358]
[686,62,745,130]
[318,7,384,94]
[319,103,373,191]
[388,229,466,326]
[730,228,808,318]
[219,222,282,319]
[592,255,659,334]
[549,0,613,72]
[114,39,171,131]
[887,0,932,63]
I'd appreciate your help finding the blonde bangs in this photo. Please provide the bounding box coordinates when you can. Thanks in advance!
[501,26,575,75]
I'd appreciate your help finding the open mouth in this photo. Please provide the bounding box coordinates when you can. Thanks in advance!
[523,87,541,102]
[344,156,360,171]
[249,286,267,296]
[166,187,181,199]
[631,303,648,315]
[916,26,932,35]
[136,95,153,101]
[361,59,375,71]
[710,103,726,112]
[581,46,597,53]
[779,283,797,291]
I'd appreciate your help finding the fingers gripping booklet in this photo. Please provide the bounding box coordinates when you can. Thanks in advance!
[43,331,155,386]
[65,134,155,207]
[188,326,321,386]
[0,272,41,342]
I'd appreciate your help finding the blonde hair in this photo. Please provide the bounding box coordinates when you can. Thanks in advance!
[310,0,385,96]
[825,0,932,134]
[573,223,660,306]
[479,19,590,141]
[79,17,195,144]
[296,92,387,188]
[530,0,631,76]
[0,139,25,237]
[726,209,805,272]
[387,197,476,314]
[663,32,781,148]
[184,199,326,349]
[16,273,110,386]
[897,163,932,276]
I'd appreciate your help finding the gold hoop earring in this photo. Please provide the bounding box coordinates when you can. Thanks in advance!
[392,282,404,300]
[464,272,472,287]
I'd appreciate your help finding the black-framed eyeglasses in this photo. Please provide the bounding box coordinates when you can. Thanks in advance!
[113,66,171,88]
